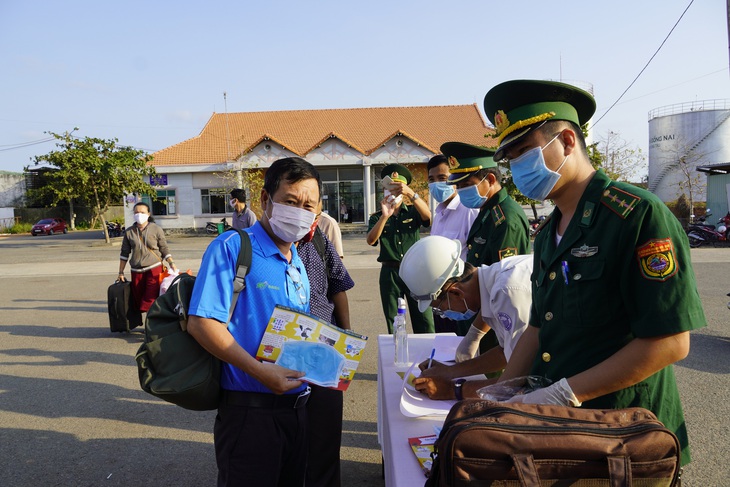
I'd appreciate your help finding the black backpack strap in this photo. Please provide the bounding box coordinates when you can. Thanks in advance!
[312,227,330,281]
[228,228,252,323]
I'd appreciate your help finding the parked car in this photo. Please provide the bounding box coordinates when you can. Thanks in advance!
[31,218,68,236]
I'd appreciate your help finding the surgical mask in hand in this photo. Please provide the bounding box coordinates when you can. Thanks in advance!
[384,189,402,207]
[510,133,567,201]
[133,213,149,225]
[456,177,488,209]
[428,182,455,203]
[267,201,316,243]
[276,341,345,388]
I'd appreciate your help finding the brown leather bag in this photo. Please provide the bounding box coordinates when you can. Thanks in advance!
[426,400,681,487]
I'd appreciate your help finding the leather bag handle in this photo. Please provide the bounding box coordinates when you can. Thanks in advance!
[511,453,632,487]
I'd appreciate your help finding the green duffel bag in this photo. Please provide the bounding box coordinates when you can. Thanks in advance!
[135,229,251,411]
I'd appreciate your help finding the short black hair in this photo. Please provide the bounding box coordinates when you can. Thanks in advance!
[263,157,322,198]
[427,154,448,172]
[472,166,501,182]
[230,188,246,203]
[539,120,587,151]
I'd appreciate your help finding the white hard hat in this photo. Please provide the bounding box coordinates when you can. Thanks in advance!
[399,236,464,312]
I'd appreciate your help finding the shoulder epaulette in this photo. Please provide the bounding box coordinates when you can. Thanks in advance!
[600,185,641,219]
[491,204,506,226]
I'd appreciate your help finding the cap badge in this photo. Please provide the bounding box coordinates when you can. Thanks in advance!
[448,156,460,170]
[494,110,510,135]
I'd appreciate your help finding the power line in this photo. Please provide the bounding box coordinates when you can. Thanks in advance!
[593,0,696,128]
[0,137,56,152]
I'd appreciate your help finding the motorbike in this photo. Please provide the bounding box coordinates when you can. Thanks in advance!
[686,212,730,248]
[106,221,123,238]
[206,217,232,235]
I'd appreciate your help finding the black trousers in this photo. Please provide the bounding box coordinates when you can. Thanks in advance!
[305,385,343,487]
[215,390,309,487]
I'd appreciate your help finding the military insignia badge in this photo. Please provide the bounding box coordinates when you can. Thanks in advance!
[494,110,510,135]
[636,238,677,281]
[571,244,599,258]
[474,237,486,245]
[448,156,460,170]
[491,205,506,226]
[601,186,641,219]
[498,247,517,260]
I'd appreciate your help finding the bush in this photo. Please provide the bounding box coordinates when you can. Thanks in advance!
[8,223,33,234]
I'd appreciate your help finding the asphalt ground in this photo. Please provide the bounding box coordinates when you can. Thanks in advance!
[0,230,728,486]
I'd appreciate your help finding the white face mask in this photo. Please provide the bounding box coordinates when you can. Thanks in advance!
[134,213,149,225]
[229,199,237,209]
[267,200,316,243]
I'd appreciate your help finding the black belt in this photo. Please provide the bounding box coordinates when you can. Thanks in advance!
[222,387,311,409]
[381,261,400,269]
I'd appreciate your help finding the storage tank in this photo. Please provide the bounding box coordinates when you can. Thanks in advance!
[648,100,730,203]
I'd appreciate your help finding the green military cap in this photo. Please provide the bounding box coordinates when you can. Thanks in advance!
[440,142,497,184]
[484,79,596,161]
[381,163,412,184]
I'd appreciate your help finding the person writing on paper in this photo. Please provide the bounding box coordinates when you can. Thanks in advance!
[187,157,320,487]
[398,235,533,401]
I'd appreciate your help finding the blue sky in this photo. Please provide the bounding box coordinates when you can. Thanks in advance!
[1,0,727,173]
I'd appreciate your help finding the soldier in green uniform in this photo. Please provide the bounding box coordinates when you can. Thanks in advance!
[485,79,706,466]
[440,142,530,362]
[367,163,435,334]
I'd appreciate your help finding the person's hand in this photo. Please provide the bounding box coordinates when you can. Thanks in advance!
[117,273,126,282]
[505,378,581,407]
[413,376,456,400]
[455,325,486,363]
[254,362,306,395]
[380,197,395,218]
[417,359,449,378]
[169,263,178,272]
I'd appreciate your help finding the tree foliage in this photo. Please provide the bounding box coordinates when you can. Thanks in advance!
[590,131,646,183]
[30,130,158,242]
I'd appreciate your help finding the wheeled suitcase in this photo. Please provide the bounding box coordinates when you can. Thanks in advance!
[426,399,681,487]
[107,279,142,332]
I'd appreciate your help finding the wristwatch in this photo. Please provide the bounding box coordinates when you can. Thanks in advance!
[411,192,420,201]
[453,378,466,401]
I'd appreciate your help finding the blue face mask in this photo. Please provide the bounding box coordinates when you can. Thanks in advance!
[509,133,567,201]
[456,176,489,209]
[440,293,477,321]
[428,182,455,203]
[276,341,345,388]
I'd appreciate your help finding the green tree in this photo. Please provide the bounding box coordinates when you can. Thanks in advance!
[30,130,158,242]
[592,131,646,182]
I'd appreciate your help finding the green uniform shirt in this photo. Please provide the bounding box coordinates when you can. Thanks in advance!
[466,187,530,267]
[368,204,428,262]
[530,170,706,465]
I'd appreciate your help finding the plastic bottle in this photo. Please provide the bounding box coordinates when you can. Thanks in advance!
[394,297,409,366]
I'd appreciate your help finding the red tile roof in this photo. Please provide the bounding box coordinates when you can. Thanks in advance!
[152,105,495,166]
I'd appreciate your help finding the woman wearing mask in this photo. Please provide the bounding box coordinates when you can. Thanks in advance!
[118,202,177,313]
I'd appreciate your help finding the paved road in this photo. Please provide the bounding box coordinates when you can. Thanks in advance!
[0,230,728,485]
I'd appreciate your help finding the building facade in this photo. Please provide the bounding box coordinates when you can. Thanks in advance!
[127,105,493,230]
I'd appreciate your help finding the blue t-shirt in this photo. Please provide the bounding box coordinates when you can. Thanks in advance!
[189,223,310,393]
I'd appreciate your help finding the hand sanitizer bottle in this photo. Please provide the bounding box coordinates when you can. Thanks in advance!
[394,298,409,366]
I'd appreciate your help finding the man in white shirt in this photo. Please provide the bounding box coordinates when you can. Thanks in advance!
[399,237,533,400]
[427,155,478,332]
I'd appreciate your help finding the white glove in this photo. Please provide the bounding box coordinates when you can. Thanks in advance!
[505,378,582,407]
[455,325,486,363]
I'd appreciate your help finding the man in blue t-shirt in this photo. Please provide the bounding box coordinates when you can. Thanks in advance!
[188,157,321,487]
